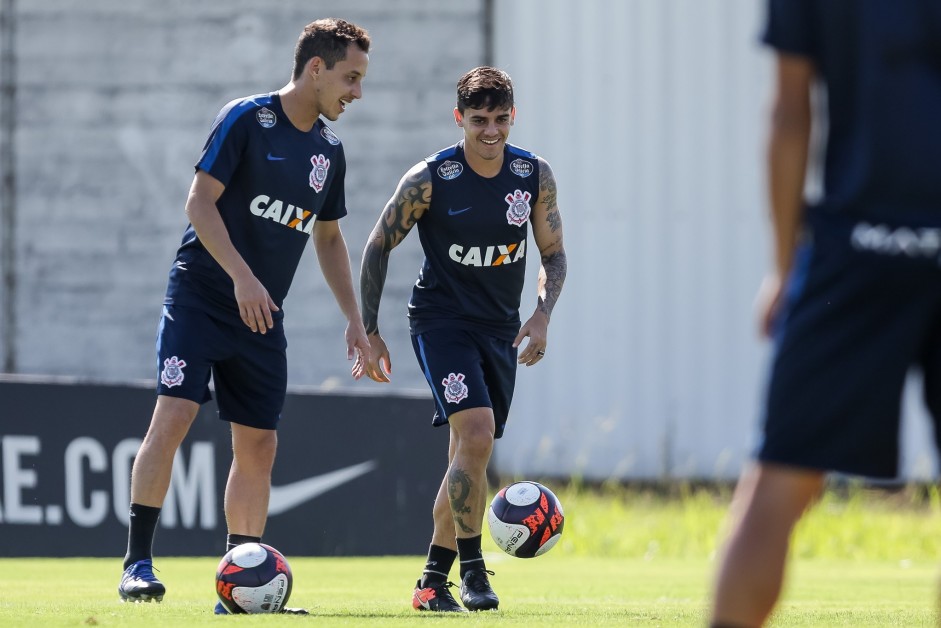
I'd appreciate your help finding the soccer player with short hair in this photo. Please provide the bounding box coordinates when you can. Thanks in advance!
[355,66,568,612]
[118,18,371,614]
[710,2,941,626]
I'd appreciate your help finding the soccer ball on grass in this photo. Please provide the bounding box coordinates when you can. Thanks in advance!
[215,542,293,613]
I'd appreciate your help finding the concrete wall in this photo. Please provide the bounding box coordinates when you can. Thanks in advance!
[2,0,481,392]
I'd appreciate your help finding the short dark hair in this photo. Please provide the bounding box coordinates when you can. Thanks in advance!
[292,18,371,80]
[456,66,514,113]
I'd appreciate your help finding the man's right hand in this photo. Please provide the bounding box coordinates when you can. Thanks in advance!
[352,332,392,382]
[233,273,279,334]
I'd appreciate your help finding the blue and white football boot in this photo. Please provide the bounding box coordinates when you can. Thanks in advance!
[118,559,165,602]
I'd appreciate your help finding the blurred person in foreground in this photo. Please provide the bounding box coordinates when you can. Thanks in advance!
[117,18,371,614]
[354,66,567,612]
[710,1,941,626]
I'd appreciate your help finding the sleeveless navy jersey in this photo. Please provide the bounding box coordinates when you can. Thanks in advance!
[764,0,941,217]
[408,141,541,340]
[165,92,347,320]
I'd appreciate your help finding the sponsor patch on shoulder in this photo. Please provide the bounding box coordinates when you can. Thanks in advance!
[321,126,340,145]
[256,107,276,128]
[510,158,533,178]
[437,160,463,180]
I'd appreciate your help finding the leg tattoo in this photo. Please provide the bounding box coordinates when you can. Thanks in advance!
[448,468,475,534]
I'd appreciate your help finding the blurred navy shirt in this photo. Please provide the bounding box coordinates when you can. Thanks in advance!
[764,0,941,217]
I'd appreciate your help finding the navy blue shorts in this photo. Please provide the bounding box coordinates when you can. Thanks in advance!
[411,328,518,439]
[759,211,941,478]
[155,304,287,430]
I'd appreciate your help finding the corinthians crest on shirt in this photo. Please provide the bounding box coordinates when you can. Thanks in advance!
[505,189,532,226]
[309,154,330,193]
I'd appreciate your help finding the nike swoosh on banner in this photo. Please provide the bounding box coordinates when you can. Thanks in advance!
[448,206,472,215]
[267,153,287,161]
[268,460,378,515]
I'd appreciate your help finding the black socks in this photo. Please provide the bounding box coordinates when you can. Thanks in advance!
[420,536,486,586]
[457,535,485,578]
[227,533,262,552]
[419,544,458,588]
[123,503,263,571]
[124,503,161,569]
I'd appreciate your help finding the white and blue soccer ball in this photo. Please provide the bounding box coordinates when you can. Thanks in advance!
[487,481,565,558]
[215,542,293,614]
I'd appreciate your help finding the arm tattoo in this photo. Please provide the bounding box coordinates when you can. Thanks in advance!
[447,468,476,534]
[546,205,562,233]
[536,158,566,319]
[539,161,559,224]
[359,235,388,335]
[360,168,430,334]
[539,249,567,319]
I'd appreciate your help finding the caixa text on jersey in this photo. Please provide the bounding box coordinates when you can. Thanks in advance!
[448,239,526,267]
[250,194,318,234]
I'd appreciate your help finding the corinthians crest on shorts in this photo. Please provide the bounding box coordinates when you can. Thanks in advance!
[160,356,187,388]
[309,154,330,193]
[442,372,469,404]
[505,189,532,226]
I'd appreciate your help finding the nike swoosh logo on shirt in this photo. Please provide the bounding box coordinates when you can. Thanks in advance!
[267,460,378,515]
[267,153,287,161]
[448,206,472,215]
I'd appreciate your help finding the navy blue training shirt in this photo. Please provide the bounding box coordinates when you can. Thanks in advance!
[408,141,541,341]
[165,92,347,319]
[764,0,941,216]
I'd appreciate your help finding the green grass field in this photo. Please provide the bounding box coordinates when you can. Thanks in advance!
[1,484,939,626]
